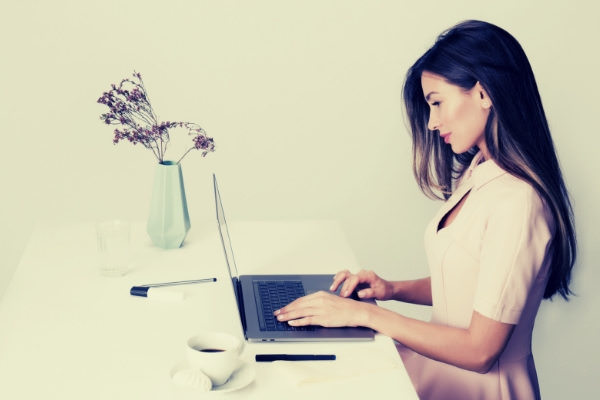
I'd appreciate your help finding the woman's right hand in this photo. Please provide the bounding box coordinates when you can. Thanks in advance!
[329,269,394,301]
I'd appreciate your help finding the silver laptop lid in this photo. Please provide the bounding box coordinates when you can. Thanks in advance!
[213,174,239,280]
[213,174,247,331]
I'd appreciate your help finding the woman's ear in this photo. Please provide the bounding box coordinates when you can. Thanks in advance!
[475,82,492,109]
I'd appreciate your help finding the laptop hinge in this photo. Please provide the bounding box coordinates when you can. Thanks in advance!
[234,277,247,333]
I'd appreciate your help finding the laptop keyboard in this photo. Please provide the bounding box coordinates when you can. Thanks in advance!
[253,280,315,331]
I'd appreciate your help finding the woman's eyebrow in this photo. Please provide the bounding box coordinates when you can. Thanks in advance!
[425,91,439,101]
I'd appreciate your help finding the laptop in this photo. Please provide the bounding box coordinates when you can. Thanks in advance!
[213,174,375,342]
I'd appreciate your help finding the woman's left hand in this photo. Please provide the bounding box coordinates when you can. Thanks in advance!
[273,291,371,328]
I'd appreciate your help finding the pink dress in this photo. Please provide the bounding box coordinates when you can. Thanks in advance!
[398,152,554,400]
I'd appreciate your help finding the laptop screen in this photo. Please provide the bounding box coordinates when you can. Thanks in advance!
[213,174,239,280]
[213,174,247,330]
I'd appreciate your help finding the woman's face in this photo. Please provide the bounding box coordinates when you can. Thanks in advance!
[421,71,491,158]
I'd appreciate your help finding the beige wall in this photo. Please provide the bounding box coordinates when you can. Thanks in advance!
[1,0,598,397]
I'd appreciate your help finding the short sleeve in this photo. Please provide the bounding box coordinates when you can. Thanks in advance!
[473,185,553,324]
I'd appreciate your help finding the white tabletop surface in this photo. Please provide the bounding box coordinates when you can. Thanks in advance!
[0,219,418,399]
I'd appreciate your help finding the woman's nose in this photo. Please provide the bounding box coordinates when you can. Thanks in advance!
[428,114,440,131]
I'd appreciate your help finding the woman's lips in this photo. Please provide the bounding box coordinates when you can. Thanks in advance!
[440,132,451,143]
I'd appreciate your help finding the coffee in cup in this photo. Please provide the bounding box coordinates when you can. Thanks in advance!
[186,331,244,386]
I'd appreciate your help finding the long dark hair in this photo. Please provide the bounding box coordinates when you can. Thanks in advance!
[403,20,576,300]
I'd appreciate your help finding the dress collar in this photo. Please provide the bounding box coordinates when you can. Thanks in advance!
[463,151,507,189]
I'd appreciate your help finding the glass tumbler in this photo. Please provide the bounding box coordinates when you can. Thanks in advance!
[96,220,131,277]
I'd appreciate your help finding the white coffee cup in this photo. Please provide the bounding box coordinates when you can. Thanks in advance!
[186,331,244,386]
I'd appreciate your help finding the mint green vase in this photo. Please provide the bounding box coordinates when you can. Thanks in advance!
[147,161,191,249]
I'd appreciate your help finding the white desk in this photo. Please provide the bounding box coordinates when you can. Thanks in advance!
[0,220,418,399]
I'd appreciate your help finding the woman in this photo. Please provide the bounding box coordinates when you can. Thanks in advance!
[274,20,576,399]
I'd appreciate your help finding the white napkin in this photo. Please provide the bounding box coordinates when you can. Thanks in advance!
[272,352,402,387]
[147,288,185,302]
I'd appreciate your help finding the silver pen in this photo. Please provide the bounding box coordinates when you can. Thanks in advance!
[130,278,217,297]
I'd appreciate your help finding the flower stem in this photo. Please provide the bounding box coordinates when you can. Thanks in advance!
[149,145,160,162]
[176,147,194,164]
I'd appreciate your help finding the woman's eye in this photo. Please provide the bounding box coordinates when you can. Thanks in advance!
[431,101,440,107]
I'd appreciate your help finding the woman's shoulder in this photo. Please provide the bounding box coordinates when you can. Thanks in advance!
[476,170,552,231]
[485,172,538,199]
[469,158,539,202]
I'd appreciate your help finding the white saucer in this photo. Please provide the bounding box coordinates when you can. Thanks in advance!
[170,361,256,393]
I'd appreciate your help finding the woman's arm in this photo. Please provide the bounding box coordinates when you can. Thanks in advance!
[367,307,514,373]
[389,277,432,306]
[276,293,513,374]
[331,269,432,306]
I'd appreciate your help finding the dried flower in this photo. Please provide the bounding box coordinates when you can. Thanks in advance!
[97,71,215,164]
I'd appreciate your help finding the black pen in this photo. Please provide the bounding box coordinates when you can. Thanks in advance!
[255,354,336,362]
